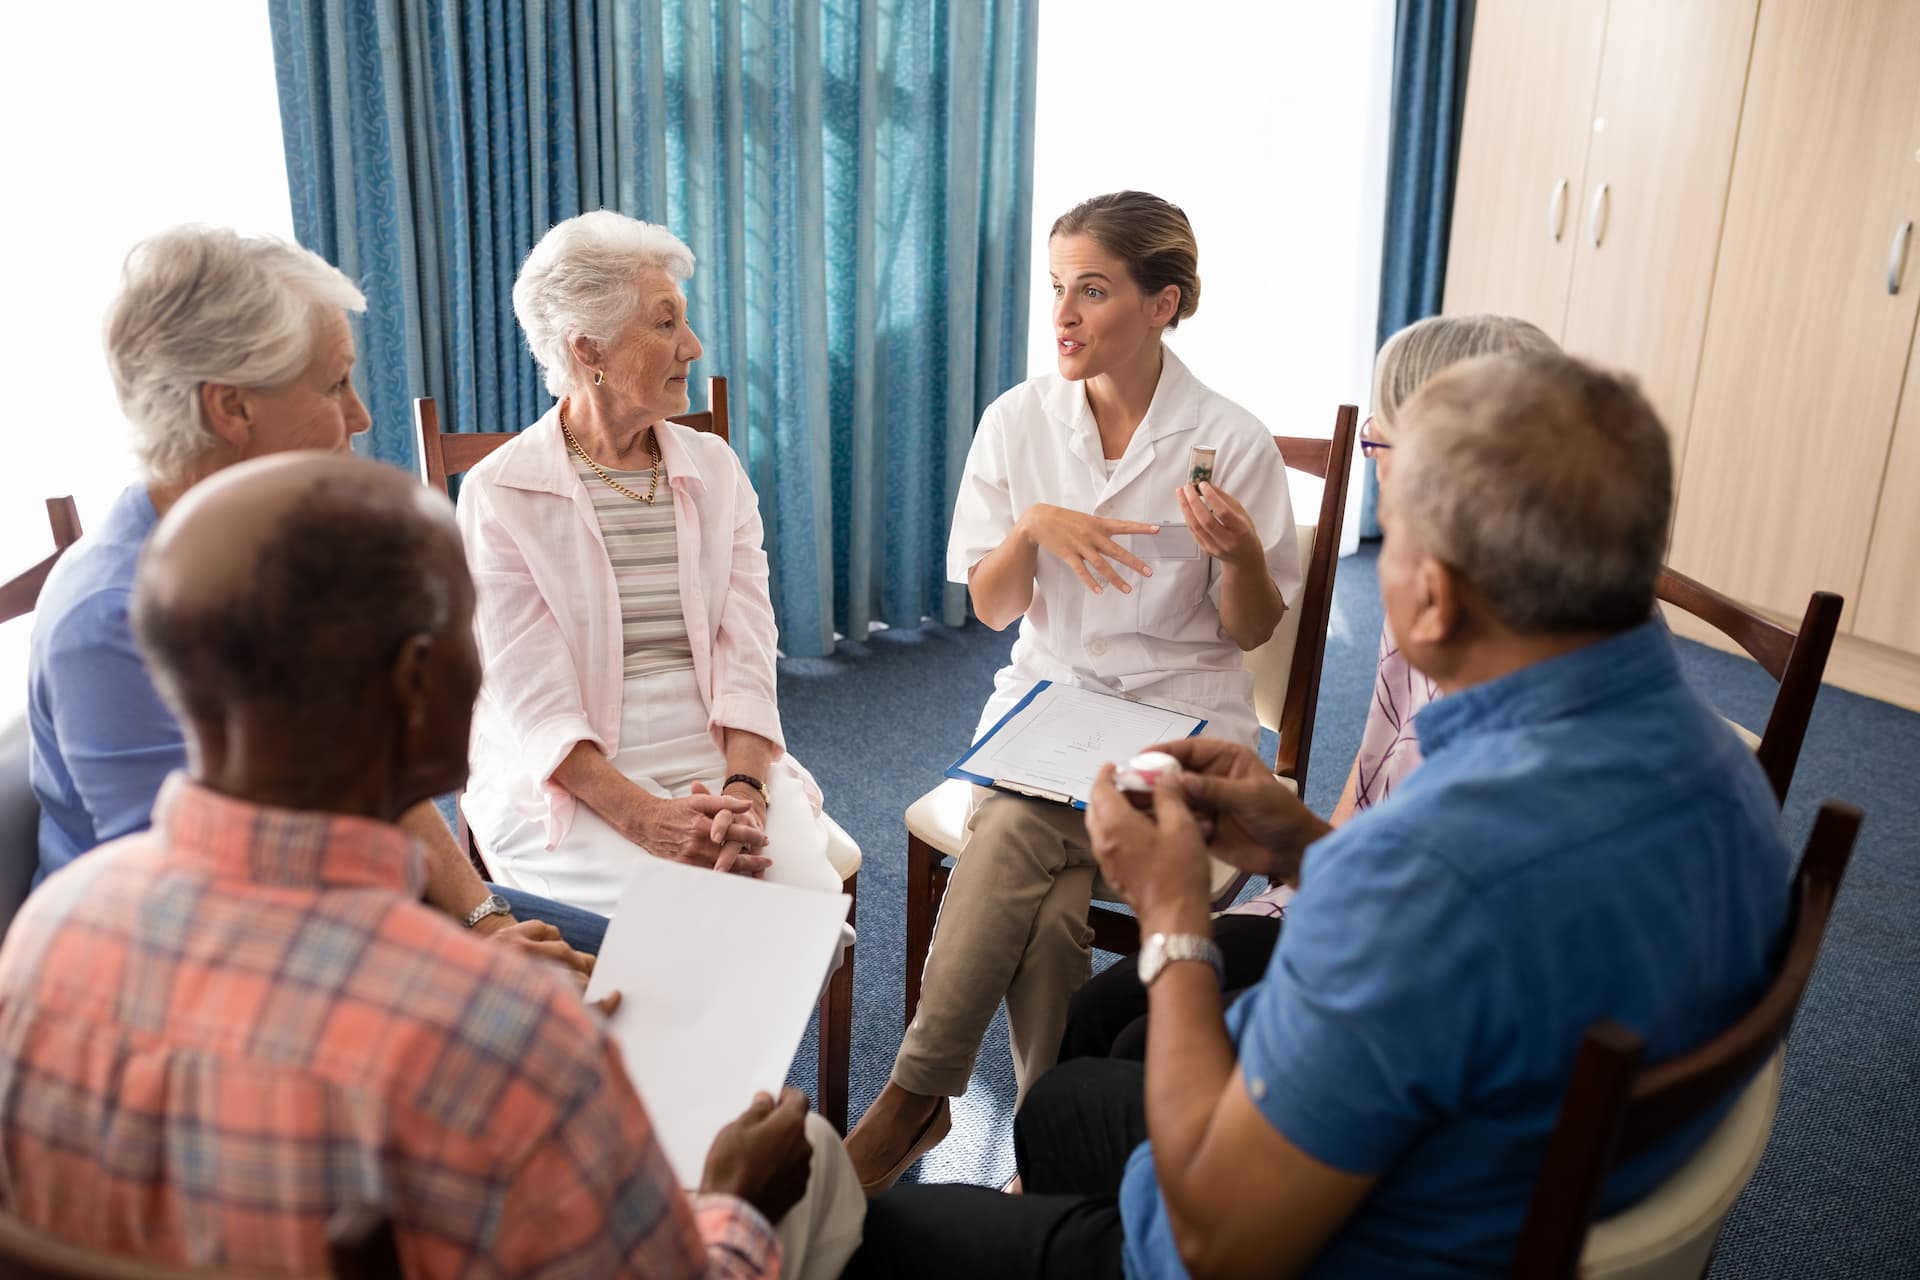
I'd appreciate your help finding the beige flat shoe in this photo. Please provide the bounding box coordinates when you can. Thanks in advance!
[858,1097,952,1195]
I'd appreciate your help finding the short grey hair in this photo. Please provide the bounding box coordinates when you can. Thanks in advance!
[1391,351,1672,635]
[512,210,697,397]
[104,225,366,484]
[1372,314,1558,443]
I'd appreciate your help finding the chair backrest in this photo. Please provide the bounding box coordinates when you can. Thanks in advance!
[1243,405,1361,792]
[0,496,84,626]
[1657,566,1841,804]
[1509,800,1863,1279]
[46,495,81,551]
[415,377,730,497]
[1,497,85,938]
[0,1206,400,1279]
[0,713,40,941]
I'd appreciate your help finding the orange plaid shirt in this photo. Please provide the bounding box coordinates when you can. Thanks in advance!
[0,775,778,1278]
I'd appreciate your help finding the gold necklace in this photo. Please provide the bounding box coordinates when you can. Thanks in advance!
[560,400,661,504]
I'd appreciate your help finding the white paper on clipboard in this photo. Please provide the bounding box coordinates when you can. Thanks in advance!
[946,681,1207,808]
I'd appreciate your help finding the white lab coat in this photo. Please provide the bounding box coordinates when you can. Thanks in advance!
[949,346,1302,749]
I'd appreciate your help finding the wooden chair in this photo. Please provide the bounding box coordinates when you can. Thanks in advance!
[1657,568,1841,805]
[415,380,858,1133]
[0,496,84,625]
[0,1206,402,1279]
[415,378,731,490]
[1511,800,1863,1279]
[2,497,85,943]
[903,406,1361,1024]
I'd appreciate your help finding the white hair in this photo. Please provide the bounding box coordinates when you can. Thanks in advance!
[1371,313,1559,443]
[104,225,366,484]
[512,210,697,397]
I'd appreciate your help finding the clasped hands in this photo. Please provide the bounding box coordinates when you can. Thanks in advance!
[626,781,772,876]
[1085,737,1332,931]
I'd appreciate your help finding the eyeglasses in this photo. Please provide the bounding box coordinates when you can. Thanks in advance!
[1359,415,1392,458]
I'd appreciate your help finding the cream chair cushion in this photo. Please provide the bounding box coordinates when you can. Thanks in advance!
[823,810,863,880]
[905,778,976,859]
[1244,521,1317,733]
[1579,1049,1784,1278]
[1724,718,1762,752]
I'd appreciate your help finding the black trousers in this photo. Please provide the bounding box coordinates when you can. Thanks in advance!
[842,1059,1149,1279]
[1059,914,1283,1062]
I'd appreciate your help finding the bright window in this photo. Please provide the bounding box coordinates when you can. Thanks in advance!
[0,2,292,708]
[1025,1,1396,558]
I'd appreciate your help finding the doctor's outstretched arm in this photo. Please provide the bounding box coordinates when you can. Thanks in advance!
[966,504,1161,630]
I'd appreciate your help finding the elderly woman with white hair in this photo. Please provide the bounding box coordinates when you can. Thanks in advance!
[27,224,600,976]
[458,211,851,918]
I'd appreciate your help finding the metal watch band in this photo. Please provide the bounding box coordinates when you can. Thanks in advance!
[462,893,512,929]
[1141,932,1226,989]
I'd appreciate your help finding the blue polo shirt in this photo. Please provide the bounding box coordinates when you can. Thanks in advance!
[27,485,177,883]
[1119,622,1792,1278]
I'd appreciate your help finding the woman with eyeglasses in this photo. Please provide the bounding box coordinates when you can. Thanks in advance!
[1057,312,1560,1063]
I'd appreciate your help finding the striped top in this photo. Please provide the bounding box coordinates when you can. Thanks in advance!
[573,450,696,679]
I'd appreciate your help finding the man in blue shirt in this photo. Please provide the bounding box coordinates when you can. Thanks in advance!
[26,224,606,966]
[845,350,1793,1278]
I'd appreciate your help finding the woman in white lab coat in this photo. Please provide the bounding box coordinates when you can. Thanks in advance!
[845,190,1302,1190]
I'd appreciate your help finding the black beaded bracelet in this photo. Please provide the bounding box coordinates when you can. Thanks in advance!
[723,773,768,802]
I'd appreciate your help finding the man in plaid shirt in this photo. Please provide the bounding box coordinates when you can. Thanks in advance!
[0,454,859,1277]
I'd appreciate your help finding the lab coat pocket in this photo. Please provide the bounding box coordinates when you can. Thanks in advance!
[1133,549,1215,639]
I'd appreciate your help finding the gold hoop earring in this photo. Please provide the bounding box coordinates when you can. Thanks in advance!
[593,368,605,387]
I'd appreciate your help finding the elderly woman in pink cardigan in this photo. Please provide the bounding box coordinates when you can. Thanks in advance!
[459,211,852,918]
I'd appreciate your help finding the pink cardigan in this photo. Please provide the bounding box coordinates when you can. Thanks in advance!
[457,406,806,849]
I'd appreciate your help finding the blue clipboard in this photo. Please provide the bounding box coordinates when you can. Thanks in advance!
[945,680,1209,810]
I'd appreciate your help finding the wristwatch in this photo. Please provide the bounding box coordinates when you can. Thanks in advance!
[1138,932,1225,989]
[462,893,513,929]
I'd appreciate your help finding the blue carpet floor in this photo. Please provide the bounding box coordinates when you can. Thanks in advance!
[776,544,1920,1277]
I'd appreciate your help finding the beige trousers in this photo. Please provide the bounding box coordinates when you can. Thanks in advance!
[892,789,1096,1102]
[774,1113,866,1280]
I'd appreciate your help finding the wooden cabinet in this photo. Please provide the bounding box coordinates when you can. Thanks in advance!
[1667,0,1920,627]
[1444,0,1757,470]
[1856,314,1920,652]
[1446,0,1920,711]
[1557,0,1759,469]
[1442,0,1607,335]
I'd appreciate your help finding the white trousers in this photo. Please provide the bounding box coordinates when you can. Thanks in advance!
[488,669,842,917]
[774,1114,865,1280]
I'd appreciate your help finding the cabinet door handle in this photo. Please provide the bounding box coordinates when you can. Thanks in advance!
[1890,221,1914,296]
[1588,182,1611,248]
[1548,179,1569,243]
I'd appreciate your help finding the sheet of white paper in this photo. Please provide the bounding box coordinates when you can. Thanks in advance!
[583,856,850,1186]
[956,683,1205,804]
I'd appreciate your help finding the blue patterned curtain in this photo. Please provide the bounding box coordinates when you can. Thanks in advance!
[269,0,1037,655]
[1363,0,1476,537]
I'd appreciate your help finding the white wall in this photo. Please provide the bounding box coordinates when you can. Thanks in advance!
[0,2,292,712]
[1025,0,1397,556]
